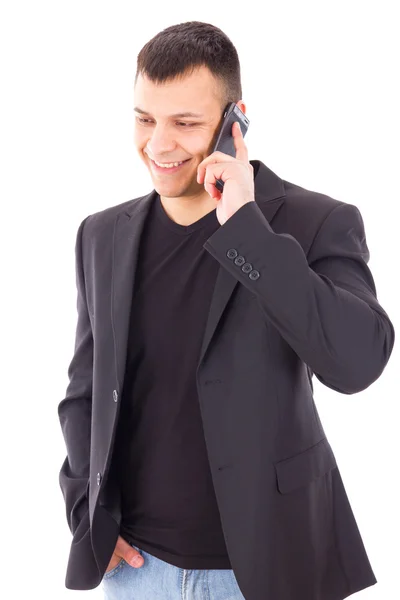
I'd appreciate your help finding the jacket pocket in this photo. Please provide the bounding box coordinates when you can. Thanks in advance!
[274,437,337,494]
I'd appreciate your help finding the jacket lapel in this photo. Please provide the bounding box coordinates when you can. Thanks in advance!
[111,160,285,391]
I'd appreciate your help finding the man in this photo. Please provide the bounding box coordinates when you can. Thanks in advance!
[58,21,395,600]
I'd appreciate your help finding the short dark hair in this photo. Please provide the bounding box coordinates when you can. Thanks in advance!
[134,21,242,112]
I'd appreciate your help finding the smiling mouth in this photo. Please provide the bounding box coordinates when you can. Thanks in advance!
[150,158,191,173]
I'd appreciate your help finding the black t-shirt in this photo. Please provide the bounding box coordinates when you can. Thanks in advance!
[111,193,232,569]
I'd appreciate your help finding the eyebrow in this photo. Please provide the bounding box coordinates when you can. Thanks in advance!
[134,106,204,119]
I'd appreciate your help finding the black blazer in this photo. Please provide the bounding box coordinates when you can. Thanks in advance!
[58,160,395,600]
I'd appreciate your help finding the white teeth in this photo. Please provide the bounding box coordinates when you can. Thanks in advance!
[154,160,185,168]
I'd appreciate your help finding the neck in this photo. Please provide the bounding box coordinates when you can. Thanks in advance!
[159,193,217,226]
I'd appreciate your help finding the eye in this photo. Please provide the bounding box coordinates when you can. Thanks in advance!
[136,117,197,127]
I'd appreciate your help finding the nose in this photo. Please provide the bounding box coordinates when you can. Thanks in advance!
[147,124,177,158]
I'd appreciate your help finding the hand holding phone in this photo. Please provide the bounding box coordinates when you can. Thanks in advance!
[211,103,250,192]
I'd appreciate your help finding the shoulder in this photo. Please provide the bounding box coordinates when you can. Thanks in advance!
[254,160,350,229]
[282,178,345,220]
[274,176,361,256]
[76,194,145,239]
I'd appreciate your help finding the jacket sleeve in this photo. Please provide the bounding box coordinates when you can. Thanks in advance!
[58,215,93,535]
[203,200,395,394]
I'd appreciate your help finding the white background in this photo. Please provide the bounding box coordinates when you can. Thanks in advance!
[0,1,399,598]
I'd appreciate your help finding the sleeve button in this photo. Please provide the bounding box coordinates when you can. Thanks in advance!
[249,270,260,280]
[227,249,238,259]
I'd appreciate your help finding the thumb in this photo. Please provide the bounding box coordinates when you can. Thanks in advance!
[115,535,144,568]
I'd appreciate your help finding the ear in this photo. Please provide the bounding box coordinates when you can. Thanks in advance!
[236,100,246,115]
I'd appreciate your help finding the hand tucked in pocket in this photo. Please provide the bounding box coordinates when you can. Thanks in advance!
[105,535,144,573]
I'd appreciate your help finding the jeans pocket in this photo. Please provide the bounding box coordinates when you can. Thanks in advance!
[103,558,126,580]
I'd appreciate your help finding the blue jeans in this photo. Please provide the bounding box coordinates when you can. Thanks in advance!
[102,542,246,600]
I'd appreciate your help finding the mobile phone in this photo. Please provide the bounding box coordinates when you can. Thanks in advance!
[211,102,250,192]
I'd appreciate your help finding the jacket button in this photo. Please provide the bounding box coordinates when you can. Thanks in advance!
[234,255,246,267]
[227,248,238,259]
[242,262,253,273]
[249,270,260,280]
[96,472,102,486]
[113,389,118,402]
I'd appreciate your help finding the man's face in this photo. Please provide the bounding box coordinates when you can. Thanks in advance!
[133,66,241,201]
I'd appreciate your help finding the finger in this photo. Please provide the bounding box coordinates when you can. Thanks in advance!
[115,536,144,568]
[232,121,248,163]
[204,164,225,199]
[197,152,235,184]
[204,177,221,200]
[205,178,222,200]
